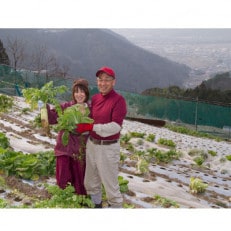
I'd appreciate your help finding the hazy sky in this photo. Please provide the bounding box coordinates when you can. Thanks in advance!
[1,0,230,28]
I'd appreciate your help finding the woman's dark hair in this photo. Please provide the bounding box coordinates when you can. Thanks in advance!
[72,78,89,103]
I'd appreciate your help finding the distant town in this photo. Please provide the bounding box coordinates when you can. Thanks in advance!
[112,29,231,89]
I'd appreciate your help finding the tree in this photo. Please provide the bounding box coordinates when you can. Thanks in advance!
[6,37,26,71]
[57,63,70,78]
[29,44,60,86]
[0,39,10,66]
[168,85,184,97]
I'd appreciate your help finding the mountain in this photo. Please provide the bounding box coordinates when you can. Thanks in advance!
[201,72,231,91]
[0,29,191,93]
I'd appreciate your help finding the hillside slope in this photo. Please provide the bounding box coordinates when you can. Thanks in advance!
[0,29,190,93]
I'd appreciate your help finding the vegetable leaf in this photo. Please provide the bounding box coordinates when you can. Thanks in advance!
[55,104,94,145]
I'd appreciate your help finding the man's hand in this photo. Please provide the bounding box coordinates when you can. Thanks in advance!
[76,123,94,133]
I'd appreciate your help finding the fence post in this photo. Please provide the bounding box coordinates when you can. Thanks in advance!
[194,97,198,131]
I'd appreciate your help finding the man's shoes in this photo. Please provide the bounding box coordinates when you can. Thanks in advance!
[94,202,102,208]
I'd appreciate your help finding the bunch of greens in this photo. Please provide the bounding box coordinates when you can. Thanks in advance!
[22,81,67,111]
[22,81,68,136]
[55,103,94,146]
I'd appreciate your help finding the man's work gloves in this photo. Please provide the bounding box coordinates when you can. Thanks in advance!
[76,123,94,134]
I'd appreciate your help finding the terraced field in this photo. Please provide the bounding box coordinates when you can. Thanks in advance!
[0,96,231,208]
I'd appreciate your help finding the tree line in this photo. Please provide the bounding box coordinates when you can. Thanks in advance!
[0,37,70,78]
[142,72,231,106]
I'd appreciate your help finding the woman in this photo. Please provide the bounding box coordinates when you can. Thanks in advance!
[47,78,90,195]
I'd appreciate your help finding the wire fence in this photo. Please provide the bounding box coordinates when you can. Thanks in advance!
[1,64,231,139]
[121,91,231,139]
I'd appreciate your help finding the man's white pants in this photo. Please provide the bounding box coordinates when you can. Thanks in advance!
[84,139,123,207]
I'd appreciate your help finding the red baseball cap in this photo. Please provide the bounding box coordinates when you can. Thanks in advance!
[96,66,115,78]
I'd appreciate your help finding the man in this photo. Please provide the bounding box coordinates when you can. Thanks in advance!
[76,66,127,208]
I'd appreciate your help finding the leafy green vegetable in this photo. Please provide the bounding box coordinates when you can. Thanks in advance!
[0,132,10,149]
[0,94,14,113]
[22,81,67,111]
[55,104,94,146]
[154,194,179,208]
[135,156,149,175]
[225,155,231,161]
[0,198,7,208]
[189,177,208,194]
[0,149,55,179]
[34,184,94,208]
[22,81,68,136]
[118,175,129,193]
